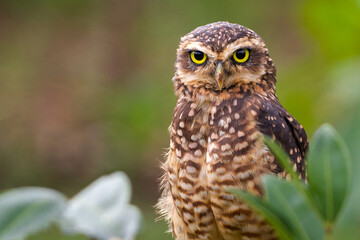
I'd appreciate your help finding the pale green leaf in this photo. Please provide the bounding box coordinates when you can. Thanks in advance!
[0,187,67,240]
[231,188,293,240]
[307,124,352,222]
[262,175,325,240]
[60,171,141,240]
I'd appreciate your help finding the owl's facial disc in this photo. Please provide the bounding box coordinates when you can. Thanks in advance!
[174,22,277,94]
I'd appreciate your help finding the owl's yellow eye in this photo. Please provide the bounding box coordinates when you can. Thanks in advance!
[190,51,207,65]
[233,49,250,63]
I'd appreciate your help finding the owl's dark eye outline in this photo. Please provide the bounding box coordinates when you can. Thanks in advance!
[189,50,207,65]
[232,48,250,64]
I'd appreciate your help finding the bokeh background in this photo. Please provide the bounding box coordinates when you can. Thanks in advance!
[0,0,359,239]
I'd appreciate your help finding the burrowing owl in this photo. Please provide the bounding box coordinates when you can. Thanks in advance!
[158,21,308,240]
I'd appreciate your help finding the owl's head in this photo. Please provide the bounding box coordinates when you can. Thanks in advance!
[174,22,276,97]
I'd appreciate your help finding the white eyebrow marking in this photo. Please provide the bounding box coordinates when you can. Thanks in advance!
[182,42,217,59]
[218,37,263,60]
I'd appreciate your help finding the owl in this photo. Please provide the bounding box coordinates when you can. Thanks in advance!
[157,22,308,240]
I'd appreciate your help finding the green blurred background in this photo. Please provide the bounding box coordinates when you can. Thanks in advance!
[0,0,359,239]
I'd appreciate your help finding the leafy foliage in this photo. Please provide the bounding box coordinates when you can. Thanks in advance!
[307,124,352,222]
[0,188,66,240]
[232,124,356,239]
[61,172,141,240]
[0,172,141,240]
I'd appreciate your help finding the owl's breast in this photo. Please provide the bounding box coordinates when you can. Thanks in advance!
[167,96,276,240]
[206,97,272,193]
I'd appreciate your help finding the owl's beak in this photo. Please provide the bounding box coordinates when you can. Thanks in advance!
[215,62,224,90]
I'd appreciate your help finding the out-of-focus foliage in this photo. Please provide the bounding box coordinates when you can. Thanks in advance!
[61,172,141,240]
[307,125,351,222]
[0,0,359,239]
[233,124,356,239]
[304,0,360,61]
[0,188,66,240]
[0,172,141,240]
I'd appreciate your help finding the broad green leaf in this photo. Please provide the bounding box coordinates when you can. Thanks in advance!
[331,156,360,239]
[331,178,360,239]
[232,175,324,240]
[0,187,67,240]
[60,171,141,240]
[307,124,352,222]
[263,136,298,181]
[231,189,293,240]
[262,175,325,240]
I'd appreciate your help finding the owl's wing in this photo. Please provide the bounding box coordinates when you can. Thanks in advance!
[256,96,308,178]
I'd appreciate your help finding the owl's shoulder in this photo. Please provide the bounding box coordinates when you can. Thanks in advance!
[252,94,308,178]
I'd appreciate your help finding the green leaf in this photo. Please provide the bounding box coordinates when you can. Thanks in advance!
[331,175,360,239]
[232,175,324,240]
[60,171,142,240]
[231,189,293,240]
[307,124,352,222]
[330,152,360,239]
[0,187,67,240]
[262,175,324,240]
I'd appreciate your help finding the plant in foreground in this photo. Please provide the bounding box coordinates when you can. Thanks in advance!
[0,172,141,240]
[0,124,358,240]
[232,124,357,240]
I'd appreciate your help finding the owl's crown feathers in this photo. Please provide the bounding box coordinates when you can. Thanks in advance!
[173,21,276,100]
